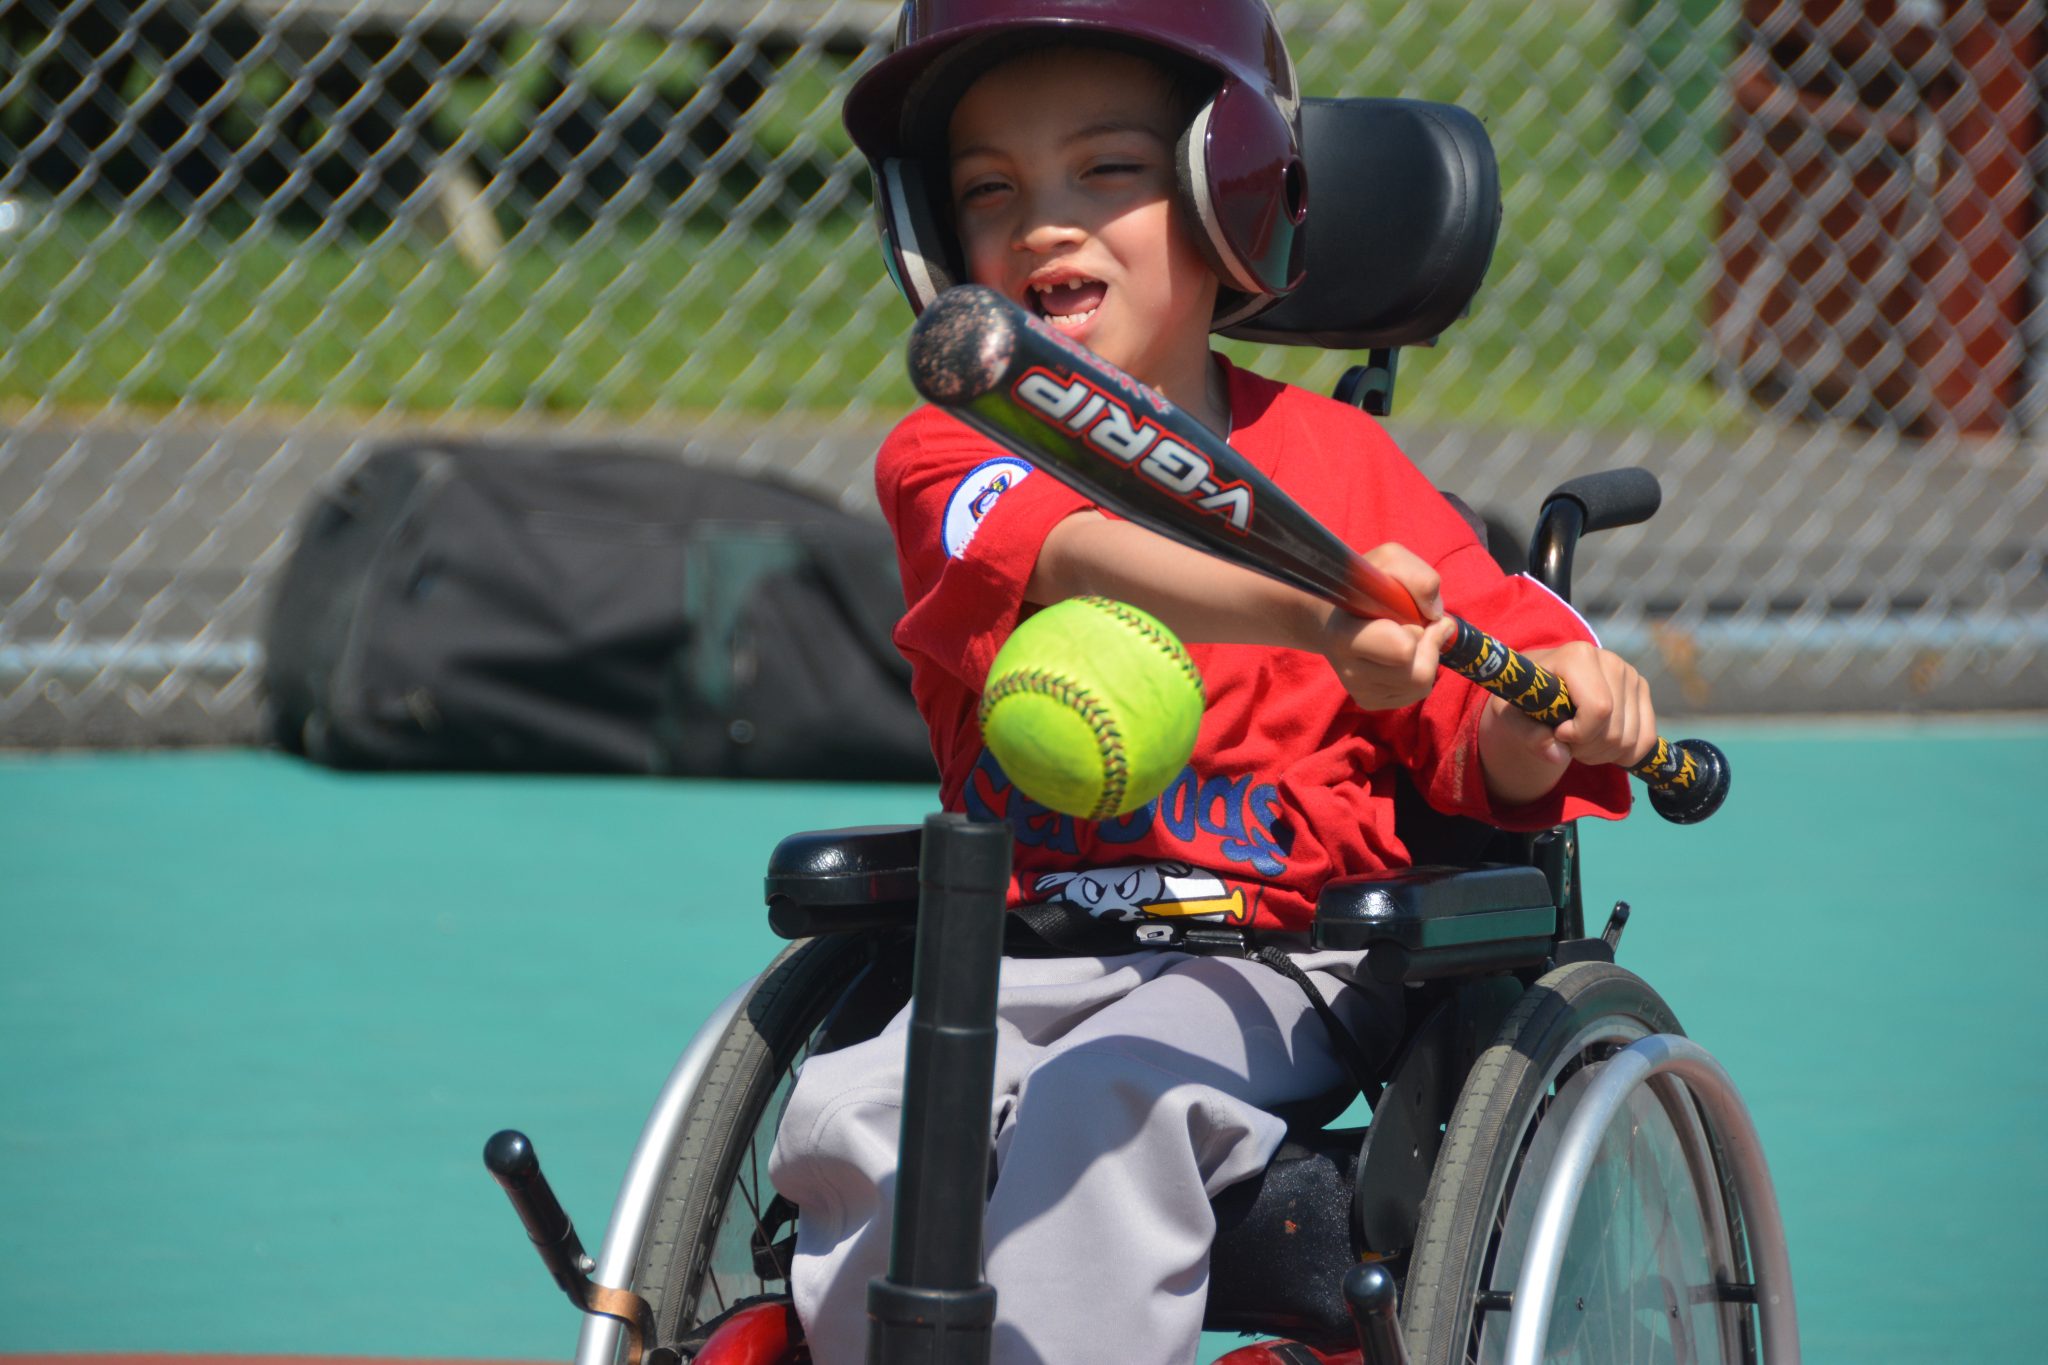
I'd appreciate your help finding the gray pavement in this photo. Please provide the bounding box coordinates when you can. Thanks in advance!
[2,405,2043,747]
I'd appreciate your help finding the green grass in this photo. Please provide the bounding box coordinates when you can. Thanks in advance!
[0,205,910,419]
[0,0,1739,431]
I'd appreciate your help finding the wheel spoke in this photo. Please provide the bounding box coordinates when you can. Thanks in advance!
[632,940,889,1344]
[1433,967,1739,1365]
[736,1164,765,1226]
[700,1030,822,1310]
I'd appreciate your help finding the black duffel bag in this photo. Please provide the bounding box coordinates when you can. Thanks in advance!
[264,440,935,780]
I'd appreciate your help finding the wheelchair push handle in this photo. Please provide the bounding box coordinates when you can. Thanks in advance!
[1528,467,1661,602]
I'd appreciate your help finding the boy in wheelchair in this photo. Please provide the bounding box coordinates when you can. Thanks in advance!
[770,4,1664,1362]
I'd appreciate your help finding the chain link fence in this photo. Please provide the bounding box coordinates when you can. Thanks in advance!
[2,0,2042,746]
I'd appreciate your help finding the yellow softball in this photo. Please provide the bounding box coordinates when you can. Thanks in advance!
[979,596,1205,820]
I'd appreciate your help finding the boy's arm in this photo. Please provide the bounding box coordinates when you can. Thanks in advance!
[1035,510,1655,810]
[1476,644,1657,806]
[1030,510,1458,712]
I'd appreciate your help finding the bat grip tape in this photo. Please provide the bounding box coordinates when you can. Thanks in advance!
[1441,620,1719,807]
[1441,618,1573,726]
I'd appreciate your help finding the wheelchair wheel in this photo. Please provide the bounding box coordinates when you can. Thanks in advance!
[1402,961,1754,1365]
[631,933,904,1354]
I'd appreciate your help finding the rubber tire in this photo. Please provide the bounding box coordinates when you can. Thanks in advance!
[632,934,886,1352]
[1399,960,1706,1364]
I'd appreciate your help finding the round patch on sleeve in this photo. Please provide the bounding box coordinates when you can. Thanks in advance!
[942,458,1034,559]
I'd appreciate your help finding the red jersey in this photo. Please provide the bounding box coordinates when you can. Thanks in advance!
[877,358,1629,933]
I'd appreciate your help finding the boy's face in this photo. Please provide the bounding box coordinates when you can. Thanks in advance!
[947,48,1219,388]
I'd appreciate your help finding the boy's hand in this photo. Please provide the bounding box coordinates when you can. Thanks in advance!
[1478,641,1657,805]
[1317,544,1458,711]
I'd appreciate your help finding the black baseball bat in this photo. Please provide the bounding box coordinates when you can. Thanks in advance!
[905,284,1728,825]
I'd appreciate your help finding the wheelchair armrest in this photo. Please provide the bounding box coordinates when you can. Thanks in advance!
[1312,865,1556,984]
[763,825,922,940]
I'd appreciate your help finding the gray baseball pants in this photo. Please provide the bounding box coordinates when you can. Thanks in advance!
[766,947,1399,1365]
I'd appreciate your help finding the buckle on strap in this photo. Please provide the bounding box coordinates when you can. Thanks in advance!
[1135,922,1251,956]
[1010,899,1251,958]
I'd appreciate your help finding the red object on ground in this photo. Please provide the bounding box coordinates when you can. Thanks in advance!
[1211,1344,1364,1364]
[692,1300,808,1365]
[1714,0,2042,435]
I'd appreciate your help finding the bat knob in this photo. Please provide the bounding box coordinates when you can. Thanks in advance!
[1644,738,1731,825]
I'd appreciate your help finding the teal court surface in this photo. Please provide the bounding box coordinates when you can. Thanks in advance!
[4,719,2045,1364]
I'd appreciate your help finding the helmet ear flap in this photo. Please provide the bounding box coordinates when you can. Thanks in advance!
[875,158,961,315]
[1175,79,1308,314]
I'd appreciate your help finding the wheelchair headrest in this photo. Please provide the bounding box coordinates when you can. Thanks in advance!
[1220,98,1501,351]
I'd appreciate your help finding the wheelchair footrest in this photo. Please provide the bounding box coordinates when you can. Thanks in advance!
[1311,865,1556,982]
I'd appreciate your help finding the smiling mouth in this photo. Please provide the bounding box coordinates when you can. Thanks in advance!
[1030,277,1107,327]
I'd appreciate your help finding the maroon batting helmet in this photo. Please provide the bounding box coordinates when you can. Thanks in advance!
[843,0,1308,327]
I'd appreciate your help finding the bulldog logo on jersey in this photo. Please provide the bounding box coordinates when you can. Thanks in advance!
[1033,862,1251,925]
[942,457,1033,558]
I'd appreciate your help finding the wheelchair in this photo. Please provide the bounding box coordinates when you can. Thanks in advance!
[485,98,1798,1365]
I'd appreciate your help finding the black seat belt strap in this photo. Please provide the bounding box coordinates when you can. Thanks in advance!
[1253,945,1386,1108]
